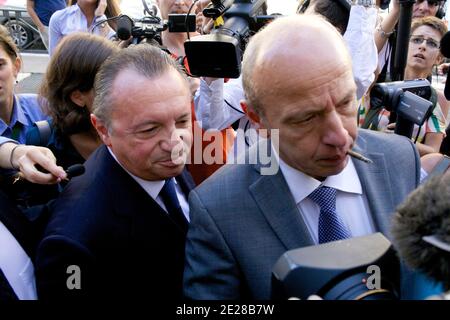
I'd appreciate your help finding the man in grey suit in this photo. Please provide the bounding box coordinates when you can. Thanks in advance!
[183,15,421,300]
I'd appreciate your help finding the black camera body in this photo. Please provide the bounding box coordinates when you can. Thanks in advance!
[116,14,167,46]
[184,0,273,78]
[370,79,434,138]
[271,233,400,300]
[167,14,196,33]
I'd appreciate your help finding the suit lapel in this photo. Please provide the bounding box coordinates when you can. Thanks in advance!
[97,146,189,237]
[353,136,395,236]
[249,164,314,250]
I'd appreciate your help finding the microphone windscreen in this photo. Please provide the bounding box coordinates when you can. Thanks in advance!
[391,175,450,288]
[440,31,450,58]
[117,15,133,40]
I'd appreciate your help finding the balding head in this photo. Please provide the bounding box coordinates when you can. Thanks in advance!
[241,14,358,180]
[242,14,353,115]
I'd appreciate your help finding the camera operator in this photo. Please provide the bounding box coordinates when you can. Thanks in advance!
[194,0,380,162]
[376,0,447,81]
[363,16,449,156]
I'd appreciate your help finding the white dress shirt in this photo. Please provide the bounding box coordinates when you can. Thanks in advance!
[107,148,190,222]
[0,221,37,300]
[276,153,376,244]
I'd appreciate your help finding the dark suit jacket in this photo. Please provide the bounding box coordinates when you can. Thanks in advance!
[35,145,195,300]
[0,190,37,300]
[183,129,421,299]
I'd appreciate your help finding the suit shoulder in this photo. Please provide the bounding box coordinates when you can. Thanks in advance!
[194,162,256,194]
[358,129,418,155]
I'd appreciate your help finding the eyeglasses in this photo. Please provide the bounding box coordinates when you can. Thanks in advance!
[415,0,441,7]
[409,35,440,49]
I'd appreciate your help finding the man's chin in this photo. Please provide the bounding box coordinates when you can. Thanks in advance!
[317,157,349,178]
[157,162,185,177]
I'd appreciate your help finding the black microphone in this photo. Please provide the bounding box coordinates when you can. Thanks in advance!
[65,164,85,180]
[440,32,450,99]
[117,15,134,40]
[391,175,450,292]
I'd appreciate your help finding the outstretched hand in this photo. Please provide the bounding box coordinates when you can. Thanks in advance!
[14,145,67,184]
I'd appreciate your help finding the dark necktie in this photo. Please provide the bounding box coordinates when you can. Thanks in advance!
[160,178,188,234]
[308,186,351,244]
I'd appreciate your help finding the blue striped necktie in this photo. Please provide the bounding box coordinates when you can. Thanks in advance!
[308,186,351,244]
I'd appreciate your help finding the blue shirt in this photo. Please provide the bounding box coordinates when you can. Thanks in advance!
[32,0,66,26]
[0,94,47,144]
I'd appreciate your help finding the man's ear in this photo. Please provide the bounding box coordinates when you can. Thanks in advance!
[241,100,263,128]
[91,114,111,147]
[70,90,88,108]
[13,57,21,79]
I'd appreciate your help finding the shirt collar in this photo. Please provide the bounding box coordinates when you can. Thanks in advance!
[8,95,29,128]
[107,147,165,201]
[273,146,363,205]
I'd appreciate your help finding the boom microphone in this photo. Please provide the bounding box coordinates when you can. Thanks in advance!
[391,175,450,292]
[440,32,450,99]
[117,15,134,40]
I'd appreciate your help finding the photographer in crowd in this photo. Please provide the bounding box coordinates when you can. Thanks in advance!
[363,16,449,156]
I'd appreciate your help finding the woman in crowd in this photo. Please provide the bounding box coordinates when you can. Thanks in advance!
[1,33,118,212]
[29,32,119,170]
[363,16,449,156]
[0,26,45,144]
[48,0,121,55]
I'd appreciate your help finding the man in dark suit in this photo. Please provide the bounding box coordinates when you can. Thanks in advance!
[0,190,37,300]
[183,15,421,300]
[35,45,195,300]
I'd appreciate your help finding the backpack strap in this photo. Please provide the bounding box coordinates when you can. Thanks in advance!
[25,120,52,146]
[429,86,438,113]
[424,155,450,182]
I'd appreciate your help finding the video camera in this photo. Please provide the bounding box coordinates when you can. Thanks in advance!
[116,13,167,46]
[271,233,400,300]
[370,79,434,139]
[184,0,276,78]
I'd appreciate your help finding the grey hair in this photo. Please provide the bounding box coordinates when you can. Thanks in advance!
[92,44,189,129]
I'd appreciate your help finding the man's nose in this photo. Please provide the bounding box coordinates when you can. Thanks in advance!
[161,127,184,151]
[322,111,349,148]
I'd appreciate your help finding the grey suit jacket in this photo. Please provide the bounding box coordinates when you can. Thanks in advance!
[183,129,421,300]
